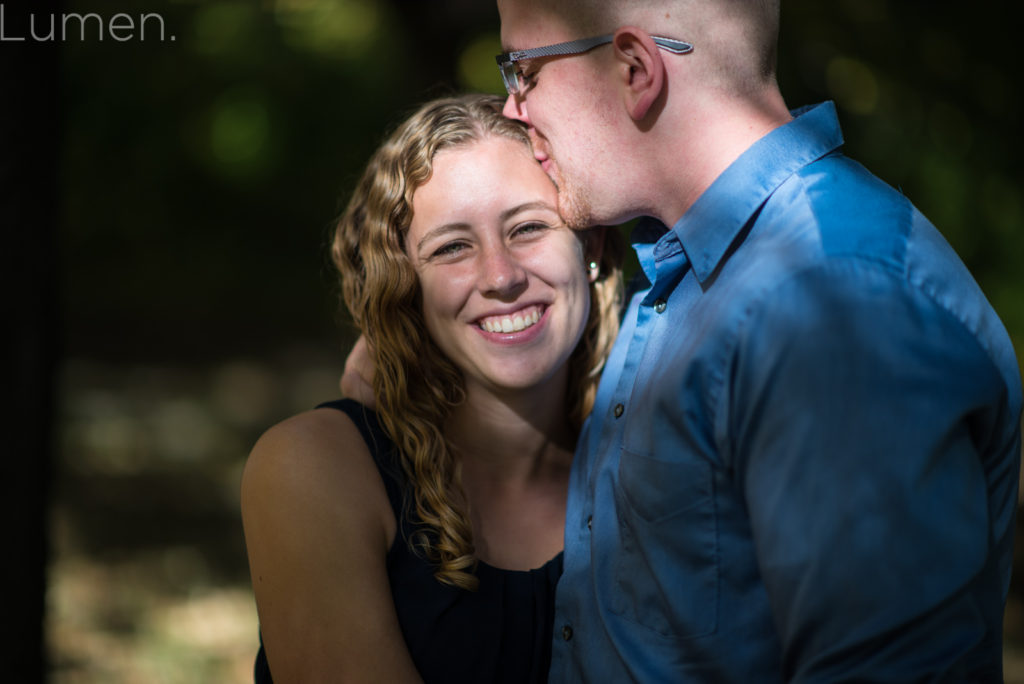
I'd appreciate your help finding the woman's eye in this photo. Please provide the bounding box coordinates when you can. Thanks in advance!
[512,222,547,239]
[430,241,467,259]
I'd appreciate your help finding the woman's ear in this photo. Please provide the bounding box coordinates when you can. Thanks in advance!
[584,227,607,282]
[612,27,666,122]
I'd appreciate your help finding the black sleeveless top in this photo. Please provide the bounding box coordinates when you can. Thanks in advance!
[254,399,562,684]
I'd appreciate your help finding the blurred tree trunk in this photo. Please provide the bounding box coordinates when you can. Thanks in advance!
[0,1,61,680]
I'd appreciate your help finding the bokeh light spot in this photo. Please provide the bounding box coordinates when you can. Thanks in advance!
[190,2,259,59]
[826,56,879,115]
[208,89,272,179]
[274,0,381,59]
[457,32,505,94]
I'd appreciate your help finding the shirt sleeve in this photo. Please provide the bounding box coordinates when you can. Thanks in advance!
[726,259,1014,681]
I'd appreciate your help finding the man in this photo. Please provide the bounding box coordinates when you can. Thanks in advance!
[494,0,1022,681]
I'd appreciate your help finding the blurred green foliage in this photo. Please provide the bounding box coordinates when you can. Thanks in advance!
[59,0,1022,369]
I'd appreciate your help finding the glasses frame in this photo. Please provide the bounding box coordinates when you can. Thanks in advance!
[496,33,694,95]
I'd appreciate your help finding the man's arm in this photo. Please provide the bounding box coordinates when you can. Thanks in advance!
[728,262,1018,681]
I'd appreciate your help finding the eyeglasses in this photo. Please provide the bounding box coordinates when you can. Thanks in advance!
[496,33,693,96]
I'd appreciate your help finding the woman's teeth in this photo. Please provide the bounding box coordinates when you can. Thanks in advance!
[479,308,541,333]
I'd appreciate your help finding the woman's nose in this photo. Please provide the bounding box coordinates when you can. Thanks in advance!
[479,245,528,298]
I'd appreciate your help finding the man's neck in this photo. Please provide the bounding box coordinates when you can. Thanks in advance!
[643,86,793,228]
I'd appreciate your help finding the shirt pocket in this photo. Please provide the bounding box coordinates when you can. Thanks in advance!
[611,449,718,640]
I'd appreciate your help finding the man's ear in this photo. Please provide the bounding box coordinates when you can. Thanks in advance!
[612,27,666,122]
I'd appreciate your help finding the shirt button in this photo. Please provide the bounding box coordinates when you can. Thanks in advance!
[562,625,574,641]
[654,298,667,313]
[613,403,624,418]
[587,515,593,530]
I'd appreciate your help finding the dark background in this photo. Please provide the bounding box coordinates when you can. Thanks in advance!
[3,0,1021,681]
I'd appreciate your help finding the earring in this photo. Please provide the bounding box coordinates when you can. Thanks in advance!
[588,261,599,280]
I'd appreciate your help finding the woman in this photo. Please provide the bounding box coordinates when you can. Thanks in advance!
[241,94,622,683]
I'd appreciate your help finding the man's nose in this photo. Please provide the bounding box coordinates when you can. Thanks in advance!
[503,93,529,124]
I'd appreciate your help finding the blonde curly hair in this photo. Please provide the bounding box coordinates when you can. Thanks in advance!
[332,93,622,590]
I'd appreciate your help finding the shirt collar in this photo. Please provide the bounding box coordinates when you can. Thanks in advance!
[670,101,845,284]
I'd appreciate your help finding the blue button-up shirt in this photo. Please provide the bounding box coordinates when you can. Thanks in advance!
[550,102,1022,682]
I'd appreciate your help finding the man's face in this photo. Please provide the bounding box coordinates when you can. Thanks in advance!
[498,0,618,230]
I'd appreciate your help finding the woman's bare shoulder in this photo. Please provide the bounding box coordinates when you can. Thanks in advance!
[249,407,368,464]
[241,407,417,682]
[241,406,394,545]
[245,406,373,479]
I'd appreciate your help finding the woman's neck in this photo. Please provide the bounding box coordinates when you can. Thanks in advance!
[445,372,576,484]
[444,371,576,570]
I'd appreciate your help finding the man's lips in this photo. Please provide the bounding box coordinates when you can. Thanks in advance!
[532,149,553,174]
[529,132,551,164]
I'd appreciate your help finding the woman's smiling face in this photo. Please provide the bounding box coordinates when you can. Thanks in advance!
[404,135,592,397]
